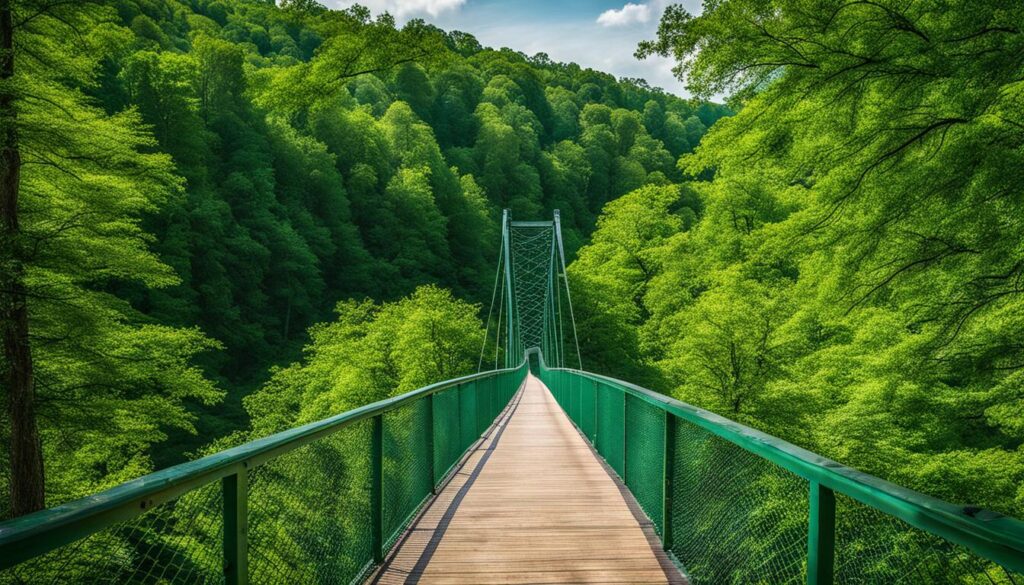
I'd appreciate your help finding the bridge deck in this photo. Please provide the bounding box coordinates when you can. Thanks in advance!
[369,374,683,584]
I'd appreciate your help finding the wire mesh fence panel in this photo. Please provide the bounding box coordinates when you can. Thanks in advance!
[433,387,461,482]
[670,417,808,585]
[0,367,529,585]
[553,372,563,404]
[570,375,582,424]
[488,377,499,423]
[580,379,597,441]
[834,493,1023,584]
[596,383,626,478]
[382,399,432,550]
[476,378,491,437]
[247,420,373,585]
[625,395,665,535]
[459,382,478,452]
[0,482,224,585]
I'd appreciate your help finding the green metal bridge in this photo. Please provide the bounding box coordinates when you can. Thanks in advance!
[2,212,1023,584]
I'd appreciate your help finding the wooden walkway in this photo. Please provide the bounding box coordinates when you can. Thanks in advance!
[369,374,685,585]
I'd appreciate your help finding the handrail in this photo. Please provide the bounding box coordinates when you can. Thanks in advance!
[531,348,1024,579]
[0,359,529,573]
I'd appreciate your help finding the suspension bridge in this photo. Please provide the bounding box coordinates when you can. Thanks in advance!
[2,211,1023,584]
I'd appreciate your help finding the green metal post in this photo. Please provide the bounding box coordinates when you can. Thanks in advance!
[501,210,516,369]
[426,393,436,494]
[371,414,384,564]
[662,413,676,550]
[223,469,248,585]
[807,481,836,585]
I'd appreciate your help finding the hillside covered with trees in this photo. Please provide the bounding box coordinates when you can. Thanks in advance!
[0,0,729,517]
[3,0,1024,582]
[569,0,1024,520]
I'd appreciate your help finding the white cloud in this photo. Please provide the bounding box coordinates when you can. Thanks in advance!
[329,0,466,19]
[596,2,652,27]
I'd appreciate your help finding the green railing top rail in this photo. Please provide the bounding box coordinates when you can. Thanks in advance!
[0,359,528,571]
[530,349,1024,575]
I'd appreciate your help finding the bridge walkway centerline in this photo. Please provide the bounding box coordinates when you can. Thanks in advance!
[368,374,686,585]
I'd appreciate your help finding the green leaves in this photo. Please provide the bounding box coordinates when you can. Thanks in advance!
[4,0,723,519]
[577,0,1024,519]
[255,9,448,115]
[245,286,483,435]
[4,0,224,511]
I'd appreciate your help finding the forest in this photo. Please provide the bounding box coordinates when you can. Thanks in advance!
[573,0,1024,522]
[0,0,728,518]
[2,0,1023,581]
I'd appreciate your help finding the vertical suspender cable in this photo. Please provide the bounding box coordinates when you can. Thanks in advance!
[478,240,505,372]
[549,232,562,368]
[501,210,517,367]
[555,241,565,368]
[494,268,504,370]
[553,210,583,370]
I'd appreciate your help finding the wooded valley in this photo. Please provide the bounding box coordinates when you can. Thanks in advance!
[2,0,1023,551]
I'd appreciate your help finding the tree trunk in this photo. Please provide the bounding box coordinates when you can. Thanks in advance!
[0,0,45,517]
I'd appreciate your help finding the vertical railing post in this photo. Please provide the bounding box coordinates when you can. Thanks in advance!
[807,481,836,585]
[593,379,599,449]
[426,393,436,494]
[223,468,248,585]
[371,414,384,564]
[662,413,676,551]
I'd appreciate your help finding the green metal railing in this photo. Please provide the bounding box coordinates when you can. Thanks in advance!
[4,345,1024,585]
[0,361,528,584]
[535,351,1024,585]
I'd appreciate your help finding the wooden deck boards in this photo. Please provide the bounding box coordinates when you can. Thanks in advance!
[369,374,684,585]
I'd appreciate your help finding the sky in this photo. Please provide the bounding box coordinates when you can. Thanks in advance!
[322,0,704,97]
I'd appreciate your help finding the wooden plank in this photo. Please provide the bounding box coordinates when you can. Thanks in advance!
[368,375,686,585]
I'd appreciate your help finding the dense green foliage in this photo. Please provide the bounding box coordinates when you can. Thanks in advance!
[1,286,518,584]
[571,0,1024,519]
[99,0,727,453]
[242,285,484,437]
[3,0,1024,580]
[0,0,727,516]
[0,1,222,515]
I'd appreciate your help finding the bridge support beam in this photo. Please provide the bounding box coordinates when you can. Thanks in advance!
[662,413,676,551]
[223,468,248,585]
[371,414,384,564]
[807,481,836,585]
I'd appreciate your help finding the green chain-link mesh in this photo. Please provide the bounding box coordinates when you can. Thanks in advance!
[382,400,433,551]
[625,394,666,536]
[669,418,808,584]
[596,379,626,478]
[247,420,374,585]
[540,365,1023,585]
[833,494,1021,584]
[1,482,225,584]
[1,366,525,585]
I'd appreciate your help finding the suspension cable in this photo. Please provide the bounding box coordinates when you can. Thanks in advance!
[553,212,583,369]
[555,248,564,368]
[494,264,505,370]
[478,241,504,372]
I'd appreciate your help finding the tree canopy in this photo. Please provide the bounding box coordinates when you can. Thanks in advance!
[570,0,1024,518]
[1,0,727,517]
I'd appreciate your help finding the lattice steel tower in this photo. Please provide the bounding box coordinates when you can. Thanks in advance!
[480,210,581,370]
